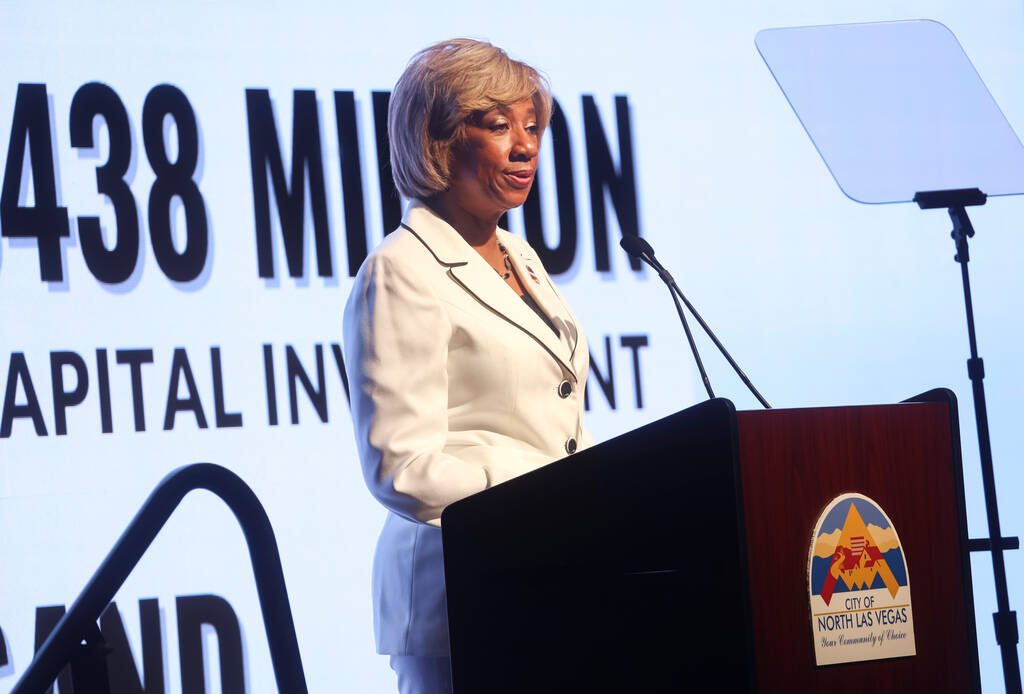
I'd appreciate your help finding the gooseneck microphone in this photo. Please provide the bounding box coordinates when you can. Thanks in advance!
[619,235,772,409]
[620,236,715,400]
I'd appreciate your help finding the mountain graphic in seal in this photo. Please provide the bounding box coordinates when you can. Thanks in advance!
[815,502,903,605]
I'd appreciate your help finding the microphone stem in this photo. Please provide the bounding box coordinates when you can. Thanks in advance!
[648,255,715,400]
[665,277,772,409]
[621,235,772,409]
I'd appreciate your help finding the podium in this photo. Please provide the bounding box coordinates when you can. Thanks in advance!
[441,391,980,693]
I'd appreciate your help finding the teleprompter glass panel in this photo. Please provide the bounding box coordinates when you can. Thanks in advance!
[756,20,1024,203]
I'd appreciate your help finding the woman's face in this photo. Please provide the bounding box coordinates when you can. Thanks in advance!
[446,97,540,223]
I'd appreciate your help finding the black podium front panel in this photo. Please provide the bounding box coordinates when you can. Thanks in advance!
[441,399,755,693]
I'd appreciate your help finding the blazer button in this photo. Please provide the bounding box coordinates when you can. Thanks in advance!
[565,437,577,455]
[557,380,572,398]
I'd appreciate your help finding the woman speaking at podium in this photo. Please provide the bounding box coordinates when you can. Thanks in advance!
[343,39,593,693]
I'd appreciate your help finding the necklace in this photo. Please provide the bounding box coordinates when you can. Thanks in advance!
[496,243,513,280]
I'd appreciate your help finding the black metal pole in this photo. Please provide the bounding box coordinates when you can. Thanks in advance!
[947,205,1022,694]
[11,463,308,694]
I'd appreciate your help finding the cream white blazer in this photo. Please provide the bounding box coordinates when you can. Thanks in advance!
[343,200,592,655]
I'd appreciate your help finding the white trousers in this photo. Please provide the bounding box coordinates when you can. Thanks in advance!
[388,655,453,694]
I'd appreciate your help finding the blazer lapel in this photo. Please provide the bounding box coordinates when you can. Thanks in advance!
[401,202,577,382]
[500,232,581,365]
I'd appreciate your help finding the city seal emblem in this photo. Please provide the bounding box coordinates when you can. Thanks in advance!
[808,493,916,665]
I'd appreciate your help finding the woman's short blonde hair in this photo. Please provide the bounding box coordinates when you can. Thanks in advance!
[388,38,553,200]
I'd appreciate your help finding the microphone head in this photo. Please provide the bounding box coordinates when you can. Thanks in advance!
[619,234,656,259]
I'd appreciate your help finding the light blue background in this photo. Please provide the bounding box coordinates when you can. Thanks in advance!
[1,1,1021,691]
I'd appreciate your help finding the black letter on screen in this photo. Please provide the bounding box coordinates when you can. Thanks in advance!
[334,91,369,276]
[34,605,73,694]
[176,594,244,694]
[143,85,209,283]
[50,350,89,436]
[582,95,642,272]
[263,343,278,426]
[584,336,616,411]
[69,82,141,284]
[1,352,47,437]
[286,344,327,424]
[96,348,113,433]
[1,83,71,281]
[116,348,155,432]
[100,599,165,694]
[330,342,351,405]
[523,98,578,275]
[211,347,242,428]
[371,90,403,235]
[163,348,209,430]
[246,89,333,279]
[620,334,648,409]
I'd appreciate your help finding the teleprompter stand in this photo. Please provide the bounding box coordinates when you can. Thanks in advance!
[755,20,1023,691]
[914,187,1021,693]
